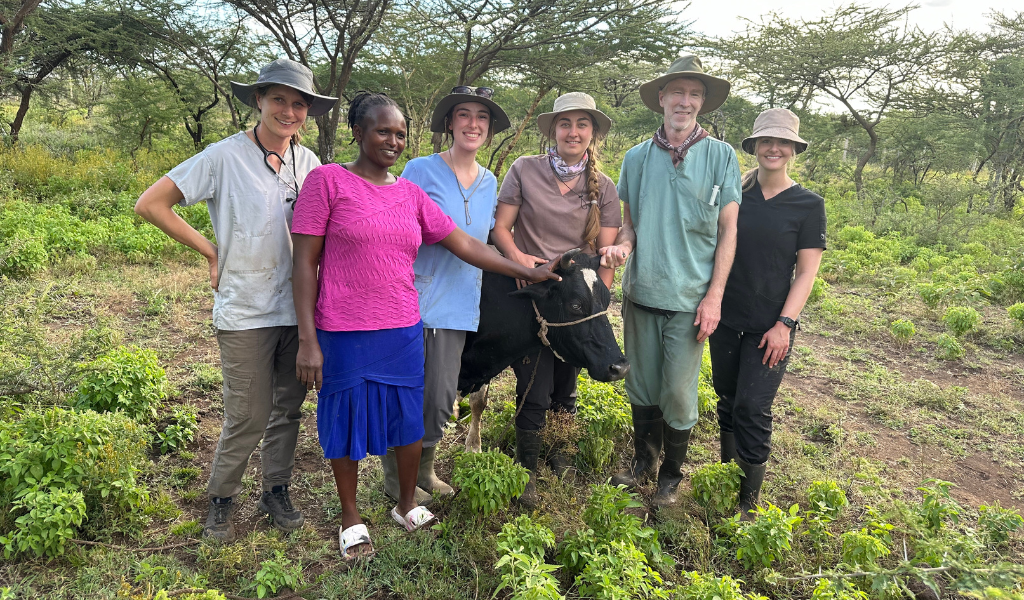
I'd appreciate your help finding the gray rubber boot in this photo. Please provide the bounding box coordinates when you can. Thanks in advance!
[737,456,767,521]
[515,427,543,508]
[652,425,691,508]
[720,430,738,464]
[417,445,454,496]
[610,405,664,488]
[381,448,433,506]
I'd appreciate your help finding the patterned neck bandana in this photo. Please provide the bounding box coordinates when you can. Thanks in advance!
[547,147,589,182]
[653,123,708,167]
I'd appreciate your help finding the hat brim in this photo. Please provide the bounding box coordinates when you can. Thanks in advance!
[535,108,613,138]
[231,80,339,118]
[741,128,809,155]
[430,94,511,134]
[638,72,731,115]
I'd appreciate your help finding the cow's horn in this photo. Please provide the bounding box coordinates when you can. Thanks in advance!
[560,248,582,270]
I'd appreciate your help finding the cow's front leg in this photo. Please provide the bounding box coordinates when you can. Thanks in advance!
[465,385,489,453]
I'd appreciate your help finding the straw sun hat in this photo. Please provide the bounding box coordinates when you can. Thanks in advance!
[741,108,809,155]
[638,54,731,115]
[536,92,613,136]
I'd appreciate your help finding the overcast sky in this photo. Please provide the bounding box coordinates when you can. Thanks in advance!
[682,0,1021,38]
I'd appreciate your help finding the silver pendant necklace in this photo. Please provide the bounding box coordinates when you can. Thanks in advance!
[447,149,484,225]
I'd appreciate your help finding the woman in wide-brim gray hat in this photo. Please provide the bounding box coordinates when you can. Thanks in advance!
[639,54,731,115]
[429,85,511,135]
[134,57,339,545]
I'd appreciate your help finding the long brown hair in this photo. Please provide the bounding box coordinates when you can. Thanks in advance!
[547,112,607,252]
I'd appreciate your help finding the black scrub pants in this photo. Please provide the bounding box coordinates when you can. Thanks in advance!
[708,323,795,465]
[511,347,581,431]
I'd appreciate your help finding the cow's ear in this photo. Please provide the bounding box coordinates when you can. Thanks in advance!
[508,281,553,301]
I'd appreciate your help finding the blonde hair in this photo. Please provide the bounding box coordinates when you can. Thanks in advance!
[742,138,795,192]
[547,112,607,252]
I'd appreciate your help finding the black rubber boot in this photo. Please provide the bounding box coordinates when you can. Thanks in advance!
[652,425,691,508]
[515,427,543,508]
[610,405,664,488]
[737,457,767,521]
[720,430,738,464]
[381,448,433,506]
[547,450,576,478]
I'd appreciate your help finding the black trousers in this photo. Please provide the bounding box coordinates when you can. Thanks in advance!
[511,346,581,431]
[708,323,795,465]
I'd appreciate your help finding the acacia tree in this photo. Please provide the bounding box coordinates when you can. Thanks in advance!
[218,0,392,162]
[708,4,947,201]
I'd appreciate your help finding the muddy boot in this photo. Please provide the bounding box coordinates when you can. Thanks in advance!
[610,405,664,488]
[258,484,304,532]
[652,425,691,508]
[547,449,576,478]
[737,456,766,522]
[417,445,453,496]
[204,497,236,543]
[720,430,738,464]
[381,448,432,506]
[515,427,543,508]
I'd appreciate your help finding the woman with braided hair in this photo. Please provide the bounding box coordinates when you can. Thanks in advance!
[491,91,621,507]
[291,91,559,560]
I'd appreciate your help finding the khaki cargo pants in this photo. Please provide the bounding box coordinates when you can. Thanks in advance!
[207,326,307,499]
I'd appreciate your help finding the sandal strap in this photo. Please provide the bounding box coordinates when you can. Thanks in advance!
[404,506,435,529]
[339,524,371,553]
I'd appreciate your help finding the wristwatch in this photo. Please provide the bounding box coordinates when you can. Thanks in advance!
[777,316,799,329]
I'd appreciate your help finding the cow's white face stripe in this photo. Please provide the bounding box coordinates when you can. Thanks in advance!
[581,268,599,296]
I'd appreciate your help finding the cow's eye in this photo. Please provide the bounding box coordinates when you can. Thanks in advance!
[570,300,583,312]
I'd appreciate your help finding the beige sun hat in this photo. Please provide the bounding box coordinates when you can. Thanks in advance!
[536,92,613,137]
[741,108,809,154]
[639,54,731,115]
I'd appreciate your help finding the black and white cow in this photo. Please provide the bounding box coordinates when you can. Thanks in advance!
[458,249,629,452]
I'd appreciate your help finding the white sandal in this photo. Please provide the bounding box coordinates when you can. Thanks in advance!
[391,505,435,532]
[339,524,374,560]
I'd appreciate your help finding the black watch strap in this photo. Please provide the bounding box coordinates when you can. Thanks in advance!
[777,316,799,329]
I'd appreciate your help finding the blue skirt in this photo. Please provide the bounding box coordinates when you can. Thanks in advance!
[316,322,425,460]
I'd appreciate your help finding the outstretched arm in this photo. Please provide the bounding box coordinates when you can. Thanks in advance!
[439,228,560,283]
[598,206,635,270]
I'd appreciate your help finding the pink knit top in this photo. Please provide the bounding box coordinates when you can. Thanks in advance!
[291,164,457,331]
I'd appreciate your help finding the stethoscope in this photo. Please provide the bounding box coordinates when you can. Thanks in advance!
[253,123,299,203]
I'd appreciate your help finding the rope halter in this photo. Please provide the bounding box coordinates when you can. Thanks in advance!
[531,300,610,363]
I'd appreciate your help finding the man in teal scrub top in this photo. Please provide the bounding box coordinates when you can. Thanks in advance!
[600,55,741,507]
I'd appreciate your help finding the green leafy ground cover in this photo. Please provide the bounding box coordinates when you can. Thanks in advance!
[1,144,1023,598]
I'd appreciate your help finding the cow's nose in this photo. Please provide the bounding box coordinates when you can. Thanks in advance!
[608,359,630,381]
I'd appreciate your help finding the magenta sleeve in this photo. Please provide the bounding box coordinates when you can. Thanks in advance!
[415,183,457,245]
[291,166,332,236]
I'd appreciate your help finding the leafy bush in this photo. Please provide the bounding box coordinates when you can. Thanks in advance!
[575,377,631,471]
[0,407,150,556]
[452,449,529,516]
[0,487,87,558]
[249,551,302,599]
[676,572,756,600]
[806,480,849,521]
[1007,303,1024,328]
[691,461,743,516]
[943,306,981,337]
[810,579,869,600]
[978,504,1024,545]
[889,319,916,347]
[918,283,944,309]
[732,503,803,569]
[916,479,960,531]
[497,515,556,560]
[574,540,668,600]
[840,528,891,568]
[0,232,48,277]
[935,334,965,360]
[75,345,168,421]
[157,406,199,454]
[808,277,829,303]
[494,552,564,600]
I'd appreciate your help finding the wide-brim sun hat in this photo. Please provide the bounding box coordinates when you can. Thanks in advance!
[741,108,809,155]
[430,88,511,134]
[639,54,731,115]
[535,92,613,137]
[231,58,339,118]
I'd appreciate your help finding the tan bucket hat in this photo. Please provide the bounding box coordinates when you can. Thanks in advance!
[536,92,613,137]
[639,54,730,115]
[741,108,809,154]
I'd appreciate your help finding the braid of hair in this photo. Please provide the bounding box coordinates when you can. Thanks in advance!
[346,91,402,138]
[582,130,603,252]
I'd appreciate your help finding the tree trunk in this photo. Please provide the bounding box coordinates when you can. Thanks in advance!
[493,86,550,179]
[853,130,877,199]
[8,84,34,143]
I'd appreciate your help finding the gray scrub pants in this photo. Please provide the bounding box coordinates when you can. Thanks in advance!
[422,328,467,448]
[207,326,307,499]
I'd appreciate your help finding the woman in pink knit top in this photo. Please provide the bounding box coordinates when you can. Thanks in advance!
[291,92,558,560]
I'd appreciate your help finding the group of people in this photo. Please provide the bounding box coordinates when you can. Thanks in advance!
[134,53,825,560]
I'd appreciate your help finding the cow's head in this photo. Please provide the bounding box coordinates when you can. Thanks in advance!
[509,249,629,382]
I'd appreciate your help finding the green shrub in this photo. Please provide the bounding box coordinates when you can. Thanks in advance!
[452,449,529,516]
[575,377,631,471]
[75,345,168,421]
[575,540,668,600]
[697,346,718,414]
[497,515,555,560]
[943,306,980,337]
[249,551,302,599]
[0,232,48,277]
[691,461,743,516]
[917,479,961,531]
[935,334,965,360]
[676,572,759,600]
[918,283,944,309]
[157,406,199,454]
[0,487,87,558]
[806,480,849,521]
[978,504,1024,544]
[810,579,869,600]
[1007,303,1024,327]
[840,528,891,568]
[0,407,150,555]
[808,277,829,303]
[732,503,803,569]
[494,552,564,600]
[889,319,916,347]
